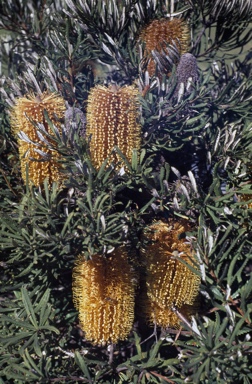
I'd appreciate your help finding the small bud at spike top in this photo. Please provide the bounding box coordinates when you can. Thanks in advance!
[175,53,199,99]
[10,92,66,186]
[72,247,136,345]
[139,18,190,76]
[64,106,86,136]
[86,85,141,169]
[141,220,200,328]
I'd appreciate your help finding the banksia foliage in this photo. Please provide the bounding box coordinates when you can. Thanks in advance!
[86,84,141,168]
[141,220,200,328]
[139,18,190,76]
[72,247,136,345]
[10,92,66,186]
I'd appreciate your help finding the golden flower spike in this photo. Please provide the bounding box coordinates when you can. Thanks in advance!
[72,247,136,345]
[86,84,141,169]
[10,91,66,186]
[240,193,252,208]
[141,220,200,328]
[139,18,190,76]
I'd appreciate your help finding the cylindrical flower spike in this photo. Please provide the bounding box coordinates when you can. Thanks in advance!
[86,84,141,169]
[141,220,200,328]
[72,247,136,345]
[139,18,190,76]
[10,92,66,186]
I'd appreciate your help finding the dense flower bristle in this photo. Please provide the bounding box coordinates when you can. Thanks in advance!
[149,302,195,329]
[142,220,200,328]
[72,247,136,344]
[86,84,141,169]
[10,92,66,186]
[139,18,190,76]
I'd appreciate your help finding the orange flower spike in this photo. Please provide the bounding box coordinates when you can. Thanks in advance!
[139,18,190,76]
[10,92,66,186]
[142,220,200,328]
[86,84,141,169]
[72,247,136,345]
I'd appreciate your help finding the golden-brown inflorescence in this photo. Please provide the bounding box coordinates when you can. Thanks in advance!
[10,92,66,186]
[86,84,141,169]
[72,247,136,345]
[240,193,252,209]
[139,18,190,76]
[141,220,200,328]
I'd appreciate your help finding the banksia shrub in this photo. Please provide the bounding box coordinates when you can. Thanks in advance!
[86,84,141,169]
[139,18,190,76]
[10,92,66,186]
[72,247,136,345]
[2,1,252,382]
[141,220,200,328]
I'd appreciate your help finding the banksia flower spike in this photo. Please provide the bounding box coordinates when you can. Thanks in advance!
[72,247,136,345]
[141,220,200,328]
[240,190,252,209]
[86,84,141,169]
[10,91,66,186]
[139,18,190,76]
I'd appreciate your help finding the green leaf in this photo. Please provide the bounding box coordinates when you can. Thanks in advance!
[61,211,75,237]
[21,287,38,329]
[149,339,163,359]
[22,348,43,376]
[74,351,92,381]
